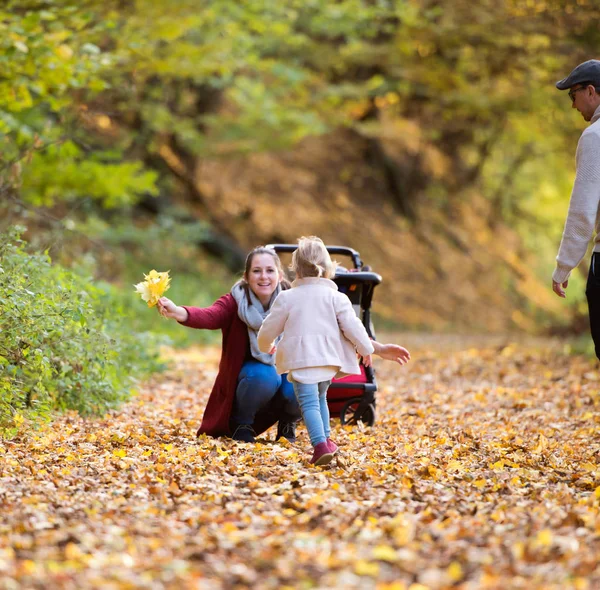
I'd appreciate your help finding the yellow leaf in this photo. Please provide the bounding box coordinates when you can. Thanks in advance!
[56,44,73,60]
[95,115,111,129]
[64,543,83,560]
[447,561,463,582]
[574,577,590,590]
[372,545,397,562]
[536,529,553,547]
[473,479,486,489]
[354,560,379,576]
[512,542,525,559]
[134,270,171,307]
[594,486,600,499]
[446,460,463,471]
[21,560,36,575]
[533,434,549,453]
[112,449,126,458]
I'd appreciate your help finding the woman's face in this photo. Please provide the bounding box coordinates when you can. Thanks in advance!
[245,253,280,305]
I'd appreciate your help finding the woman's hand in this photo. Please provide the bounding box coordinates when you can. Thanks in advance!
[157,297,188,322]
[361,354,373,367]
[372,342,411,365]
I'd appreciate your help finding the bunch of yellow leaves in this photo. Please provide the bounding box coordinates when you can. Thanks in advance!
[134,270,171,307]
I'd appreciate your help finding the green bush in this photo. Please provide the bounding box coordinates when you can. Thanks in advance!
[0,226,165,434]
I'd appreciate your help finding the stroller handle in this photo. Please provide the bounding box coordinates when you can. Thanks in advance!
[266,243,363,269]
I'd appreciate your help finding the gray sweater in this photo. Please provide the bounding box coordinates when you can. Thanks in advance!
[553,104,600,284]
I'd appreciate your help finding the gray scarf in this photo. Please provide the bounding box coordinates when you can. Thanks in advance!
[230,280,282,365]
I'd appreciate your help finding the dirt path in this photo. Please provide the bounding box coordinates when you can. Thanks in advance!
[1,335,600,589]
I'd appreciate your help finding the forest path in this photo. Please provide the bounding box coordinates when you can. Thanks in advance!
[1,335,599,589]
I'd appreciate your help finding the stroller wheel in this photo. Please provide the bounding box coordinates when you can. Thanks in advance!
[340,398,376,427]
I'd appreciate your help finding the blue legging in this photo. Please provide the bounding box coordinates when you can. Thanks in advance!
[292,380,331,446]
[232,360,300,426]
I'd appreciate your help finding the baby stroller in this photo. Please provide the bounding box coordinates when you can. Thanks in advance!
[267,244,382,427]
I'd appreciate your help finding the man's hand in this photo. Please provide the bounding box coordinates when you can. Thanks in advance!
[552,279,568,298]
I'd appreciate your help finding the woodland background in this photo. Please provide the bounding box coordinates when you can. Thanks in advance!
[4,3,600,589]
[1,0,600,425]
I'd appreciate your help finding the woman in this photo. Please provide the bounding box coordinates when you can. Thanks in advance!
[157,247,301,443]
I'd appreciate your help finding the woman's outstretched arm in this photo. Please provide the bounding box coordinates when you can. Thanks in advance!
[157,297,188,322]
[157,294,236,330]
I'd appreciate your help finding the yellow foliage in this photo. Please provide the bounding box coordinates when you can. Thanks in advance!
[536,529,553,547]
[372,545,398,562]
[354,560,379,576]
[4,336,600,587]
[447,561,463,582]
[55,44,73,60]
[134,269,171,307]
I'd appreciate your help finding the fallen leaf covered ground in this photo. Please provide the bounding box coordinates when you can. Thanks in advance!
[1,335,600,589]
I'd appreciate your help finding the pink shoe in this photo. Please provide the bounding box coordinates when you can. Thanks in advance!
[310,442,334,466]
[327,438,339,455]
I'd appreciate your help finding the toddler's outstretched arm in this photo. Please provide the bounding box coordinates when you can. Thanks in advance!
[362,341,411,367]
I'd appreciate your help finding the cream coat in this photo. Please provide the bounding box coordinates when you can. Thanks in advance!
[257,277,375,377]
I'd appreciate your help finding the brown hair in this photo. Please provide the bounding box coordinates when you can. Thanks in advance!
[291,236,337,279]
[241,246,290,301]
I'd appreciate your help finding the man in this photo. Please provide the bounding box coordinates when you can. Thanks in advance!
[553,59,600,359]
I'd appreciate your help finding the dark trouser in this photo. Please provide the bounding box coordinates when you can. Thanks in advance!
[232,360,301,426]
[586,252,600,361]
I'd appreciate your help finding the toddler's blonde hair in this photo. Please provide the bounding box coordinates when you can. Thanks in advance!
[291,236,337,279]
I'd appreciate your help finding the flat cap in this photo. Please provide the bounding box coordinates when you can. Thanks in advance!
[556,59,600,90]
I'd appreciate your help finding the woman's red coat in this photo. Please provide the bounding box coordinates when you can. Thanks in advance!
[182,294,277,438]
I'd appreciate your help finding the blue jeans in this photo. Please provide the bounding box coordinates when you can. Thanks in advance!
[232,360,300,426]
[292,380,332,446]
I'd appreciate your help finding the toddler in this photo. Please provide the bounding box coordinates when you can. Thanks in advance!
[258,236,410,465]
